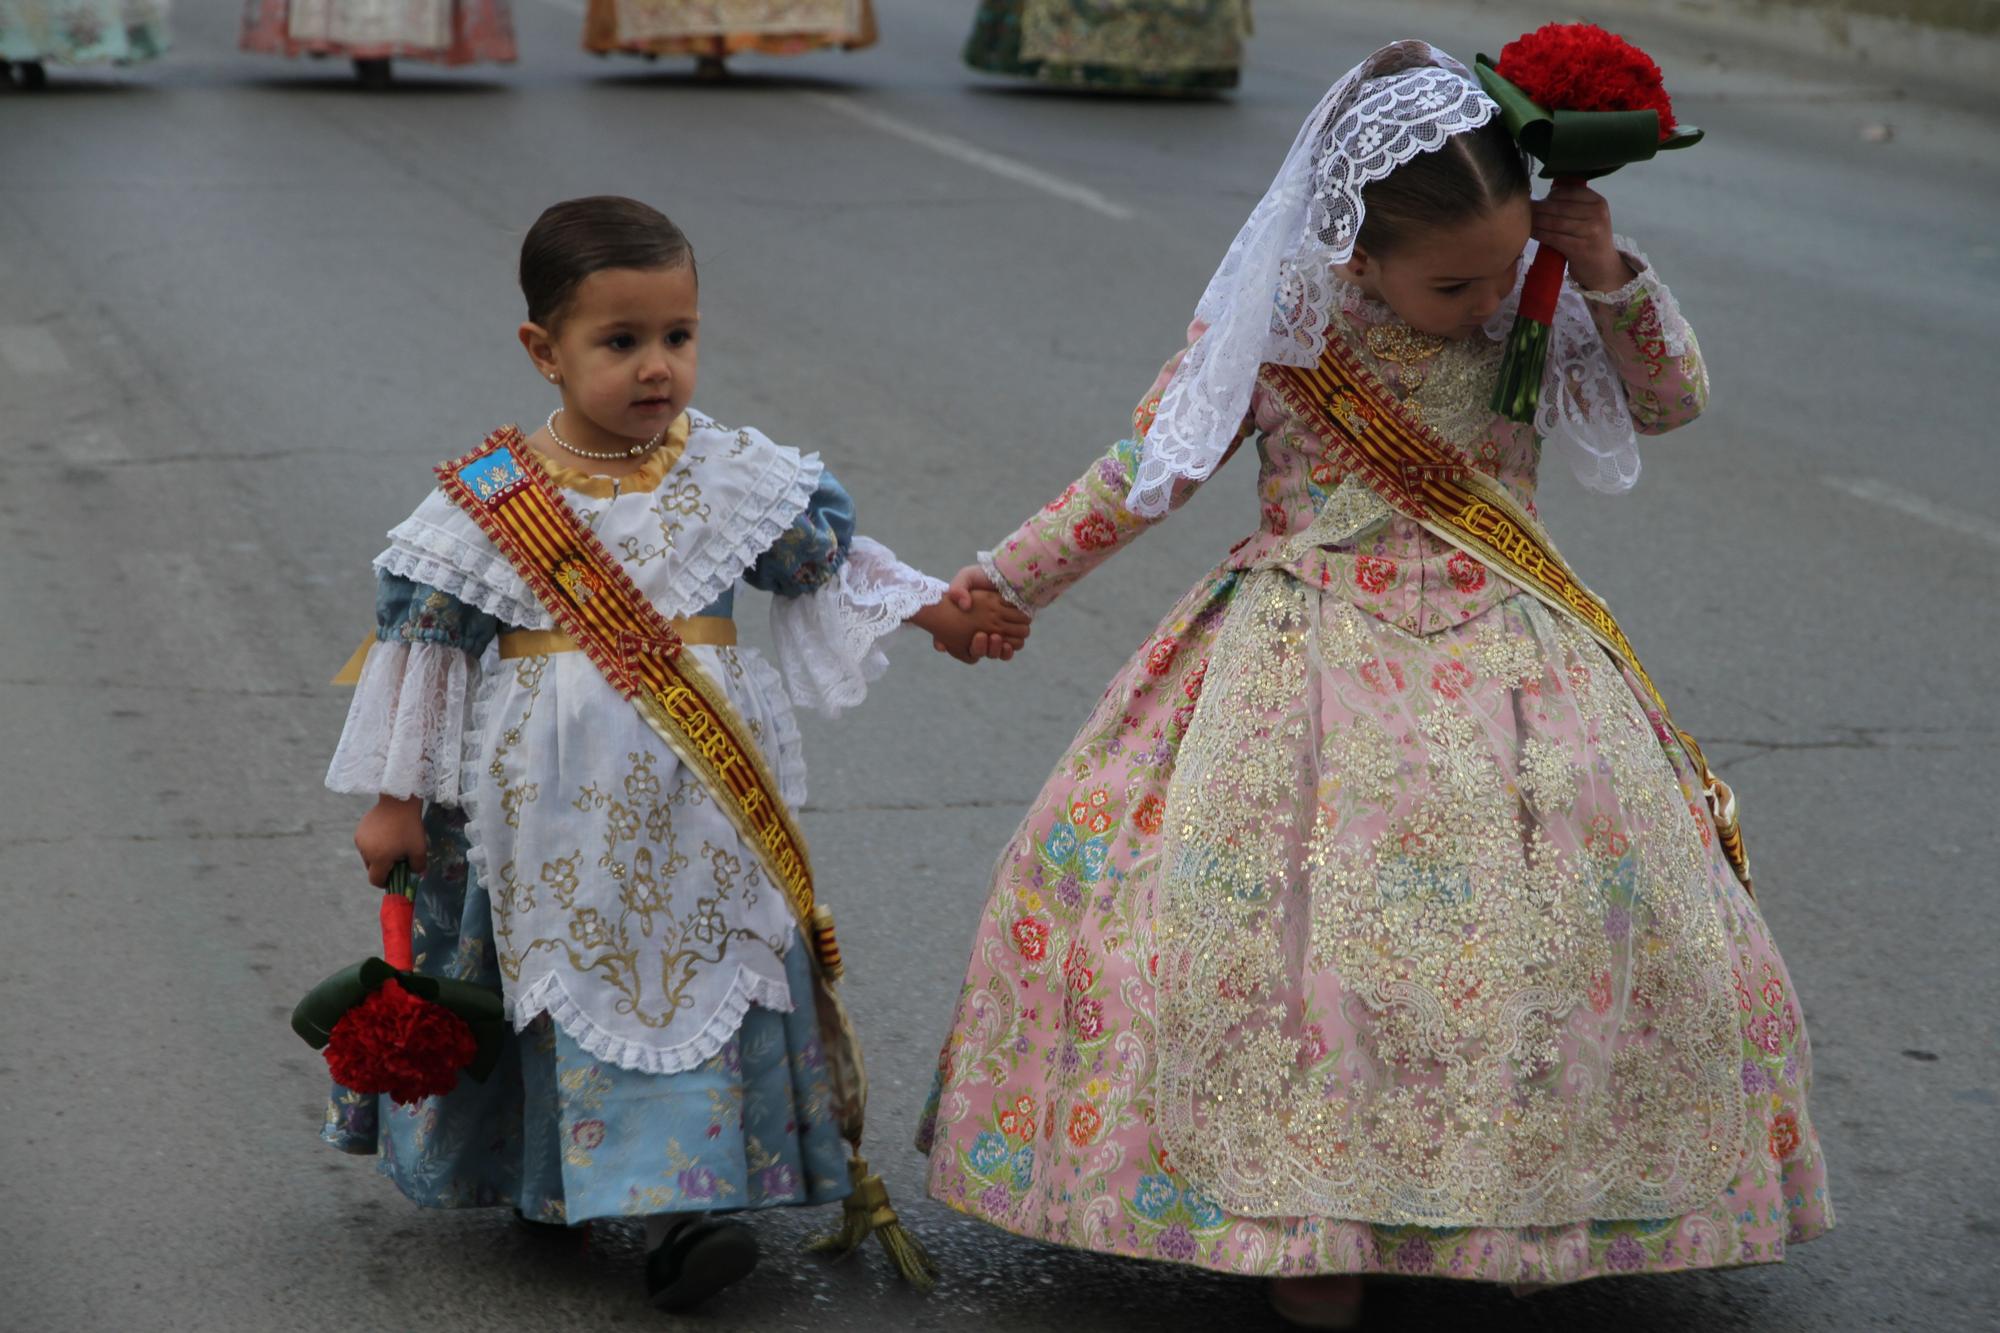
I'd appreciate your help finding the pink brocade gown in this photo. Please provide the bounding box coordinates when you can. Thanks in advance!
[916,271,1833,1283]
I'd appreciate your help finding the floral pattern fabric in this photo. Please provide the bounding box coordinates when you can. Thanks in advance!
[0,0,168,63]
[919,273,1832,1281]
[743,469,855,596]
[374,571,500,654]
[582,0,874,57]
[238,0,517,64]
[963,0,1243,93]
[323,810,851,1223]
[1579,265,1709,435]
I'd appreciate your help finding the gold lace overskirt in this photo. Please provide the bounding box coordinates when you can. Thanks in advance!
[1154,573,1743,1225]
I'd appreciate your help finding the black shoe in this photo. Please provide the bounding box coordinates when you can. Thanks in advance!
[644,1219,759,1312]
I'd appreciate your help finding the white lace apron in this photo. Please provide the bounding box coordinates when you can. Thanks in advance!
[330,411,943,1073]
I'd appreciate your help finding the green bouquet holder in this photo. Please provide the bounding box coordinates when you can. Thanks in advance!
[1473,54,1703,180]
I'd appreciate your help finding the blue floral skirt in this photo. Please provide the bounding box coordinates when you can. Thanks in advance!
[321,810,852,1224]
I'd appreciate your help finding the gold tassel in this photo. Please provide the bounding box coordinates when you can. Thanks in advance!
[800,926,935,1288]
[807,1158,874,1258]
[809,1155,938,1291]
[1678,729,1755,899]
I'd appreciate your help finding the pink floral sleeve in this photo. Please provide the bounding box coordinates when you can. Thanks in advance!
[983,335,1247,614]
[1579,250,1710,435]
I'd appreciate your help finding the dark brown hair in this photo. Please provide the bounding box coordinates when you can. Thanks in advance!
[519,196,696,328]
[1355,118,1529,256]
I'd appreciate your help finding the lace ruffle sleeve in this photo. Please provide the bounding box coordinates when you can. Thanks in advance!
[760,471,945,717]
[324,573,496,804]
[375,488,547,627]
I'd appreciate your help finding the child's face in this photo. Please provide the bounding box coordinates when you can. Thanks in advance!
[527,264,700,442]
[1342,195,1532,340]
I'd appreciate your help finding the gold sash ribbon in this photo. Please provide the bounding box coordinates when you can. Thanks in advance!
[497,618,736,659]
[434,427,934,1286]
[1261,338,1753,895]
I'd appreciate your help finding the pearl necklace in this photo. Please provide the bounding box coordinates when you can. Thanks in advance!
[547,408,666,461]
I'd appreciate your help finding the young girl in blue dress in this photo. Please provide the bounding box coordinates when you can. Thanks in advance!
[320,195,1024,1310]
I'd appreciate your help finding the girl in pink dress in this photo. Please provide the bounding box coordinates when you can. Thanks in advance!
[918,40,1831,1325]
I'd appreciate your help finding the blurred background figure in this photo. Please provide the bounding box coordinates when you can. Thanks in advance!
[582,0,875,80]
[0,0,169,89]
[962,0,1246,95]
[238,0,517,87]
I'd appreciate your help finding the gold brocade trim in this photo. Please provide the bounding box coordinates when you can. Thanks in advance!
[499,618,736,659]
[527,412,691,498]
[1260,339,1752,894]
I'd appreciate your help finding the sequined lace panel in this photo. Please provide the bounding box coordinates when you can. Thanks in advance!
[1155,576,1742,1225]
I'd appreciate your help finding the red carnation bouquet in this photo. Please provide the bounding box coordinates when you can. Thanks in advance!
[1497,24,1677,133]
[1476,24,1703,422]
[326,968,477,1105]
[292,863,504,1106]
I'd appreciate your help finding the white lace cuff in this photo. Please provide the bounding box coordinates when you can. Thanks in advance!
[769,535,946,718]
[325,640,473,804]
[1575,257,1652,307]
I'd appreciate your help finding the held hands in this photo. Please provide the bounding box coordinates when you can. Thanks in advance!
[354,794,426,887]
[913,564,1030,663]
[1531,181,1637,293]
[946,565,1023,663]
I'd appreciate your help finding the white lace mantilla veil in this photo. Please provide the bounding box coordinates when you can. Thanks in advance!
[1131,39,1647,516]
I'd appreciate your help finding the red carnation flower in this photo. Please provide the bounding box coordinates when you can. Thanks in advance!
[324,980,480,1106]
[1497,23,1676,140]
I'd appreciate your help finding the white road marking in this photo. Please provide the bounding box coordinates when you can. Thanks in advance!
[0,326,71,375]
[800,93,1135,221]
[1822,475,2000,549]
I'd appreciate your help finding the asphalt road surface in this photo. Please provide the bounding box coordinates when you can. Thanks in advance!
[3,1,1995,1328]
